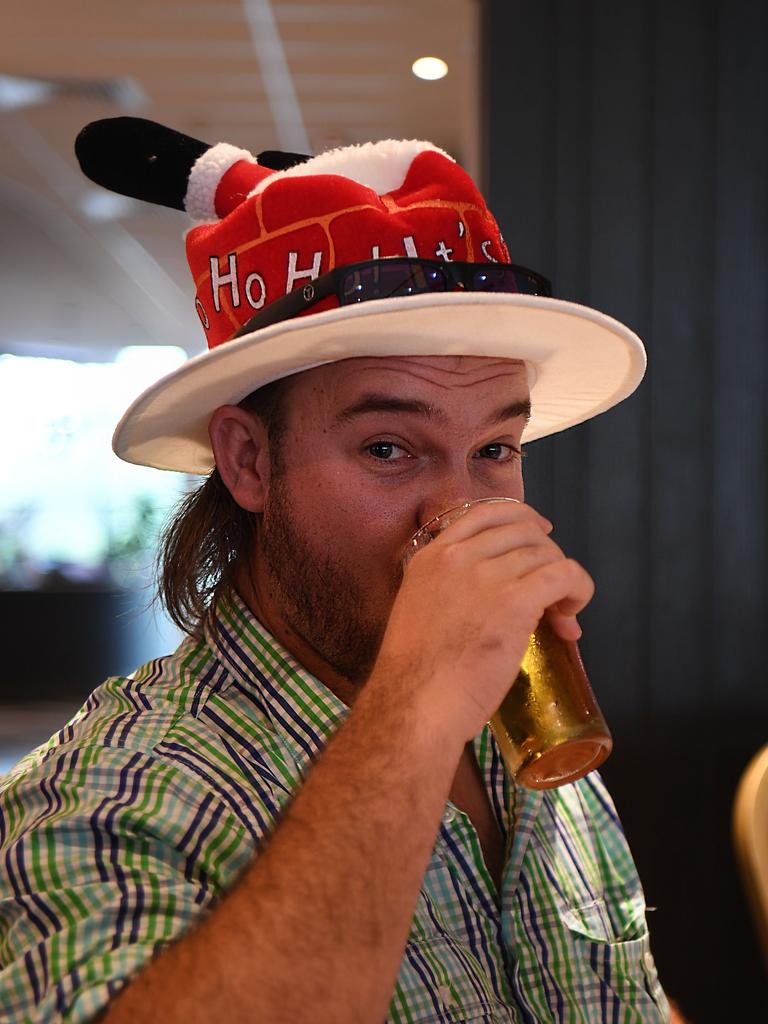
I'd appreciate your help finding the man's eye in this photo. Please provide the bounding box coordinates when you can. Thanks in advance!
[475,443,523,461]
[367,441,409,461]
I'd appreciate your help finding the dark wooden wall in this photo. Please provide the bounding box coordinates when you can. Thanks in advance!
[484,0,768,1018]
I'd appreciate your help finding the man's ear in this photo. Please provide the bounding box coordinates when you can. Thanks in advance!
[209,405,271,513]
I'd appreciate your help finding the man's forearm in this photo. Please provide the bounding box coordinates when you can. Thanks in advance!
[103,664,463,1023]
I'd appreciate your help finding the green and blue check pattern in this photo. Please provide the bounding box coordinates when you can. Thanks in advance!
[0,593,670,1022]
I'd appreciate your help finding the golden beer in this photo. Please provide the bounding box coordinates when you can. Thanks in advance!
[488,617,611,789]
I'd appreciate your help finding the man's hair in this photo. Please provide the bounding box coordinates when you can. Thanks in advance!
[157,376,293,634]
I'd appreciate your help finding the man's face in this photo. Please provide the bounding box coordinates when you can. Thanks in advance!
[252,355,530,689]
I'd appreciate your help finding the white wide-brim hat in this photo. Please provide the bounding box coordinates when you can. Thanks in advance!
[113,291,645,474]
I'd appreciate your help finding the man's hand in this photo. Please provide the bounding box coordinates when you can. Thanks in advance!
[372,500,595,744]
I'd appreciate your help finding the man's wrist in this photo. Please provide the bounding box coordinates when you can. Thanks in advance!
[356,655,469,772]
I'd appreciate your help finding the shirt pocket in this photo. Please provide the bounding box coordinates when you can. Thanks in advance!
[544,865,669,1019]
[563,925,670,1022]
[510,906,670,1024]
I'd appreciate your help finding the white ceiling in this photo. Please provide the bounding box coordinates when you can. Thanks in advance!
[0,0,480,357]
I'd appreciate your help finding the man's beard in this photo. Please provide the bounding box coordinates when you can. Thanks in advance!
[259,476,402,686]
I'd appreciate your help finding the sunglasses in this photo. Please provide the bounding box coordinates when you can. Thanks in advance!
[234,258,553,337]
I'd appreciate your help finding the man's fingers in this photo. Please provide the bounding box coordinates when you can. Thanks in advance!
[522,559,595,620]
[409,509,594,630]
[431,500,552,544]
[438,521,562,564]
[545,608,583,641]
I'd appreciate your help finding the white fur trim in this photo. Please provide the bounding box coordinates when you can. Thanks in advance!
[249,139,452,199]
[185,142,255,222]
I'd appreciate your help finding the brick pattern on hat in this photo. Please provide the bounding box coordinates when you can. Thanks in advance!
[186,147,510,348]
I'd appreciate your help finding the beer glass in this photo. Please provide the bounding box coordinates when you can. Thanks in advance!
[405,498,612,789]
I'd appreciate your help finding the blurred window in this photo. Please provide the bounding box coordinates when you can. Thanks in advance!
[0,346,190,591]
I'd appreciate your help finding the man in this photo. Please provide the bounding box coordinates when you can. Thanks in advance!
[0,118,677,1022]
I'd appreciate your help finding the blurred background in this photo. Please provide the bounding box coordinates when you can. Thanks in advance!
[1,0,766,1018]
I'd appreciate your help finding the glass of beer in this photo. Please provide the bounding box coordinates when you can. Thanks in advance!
[405,498,612,789]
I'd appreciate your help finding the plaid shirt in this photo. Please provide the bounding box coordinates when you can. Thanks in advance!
[0,593,669,1023]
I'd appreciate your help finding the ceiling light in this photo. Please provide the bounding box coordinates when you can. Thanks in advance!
[0,74,54,111]
[79,190,138,222]
[411,57,448,82]
[0,73,146,112]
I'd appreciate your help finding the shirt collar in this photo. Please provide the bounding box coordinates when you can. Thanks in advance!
[206,590,350,776]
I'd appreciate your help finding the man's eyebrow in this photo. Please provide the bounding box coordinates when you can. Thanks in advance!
[333,395,447,426]
[485,399,532,425]
[332,394,531,428]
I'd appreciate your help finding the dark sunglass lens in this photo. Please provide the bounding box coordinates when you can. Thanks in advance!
[342,262,447,303]
[512,271,543,295]
[471,266,516,292]
[419,267,446,290]
[343,278,368,303]
[471,267,500,291]
[471,265,550,296]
